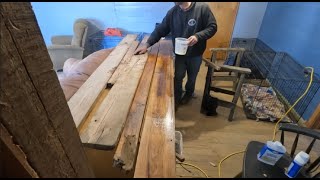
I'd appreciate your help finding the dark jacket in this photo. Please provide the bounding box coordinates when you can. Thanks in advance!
[147,2,218,57]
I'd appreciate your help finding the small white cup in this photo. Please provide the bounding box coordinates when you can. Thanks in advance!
[175,38,189,55]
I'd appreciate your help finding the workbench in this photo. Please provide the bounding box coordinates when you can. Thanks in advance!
[68,34,176,178]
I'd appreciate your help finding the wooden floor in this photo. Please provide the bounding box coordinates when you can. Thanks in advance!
[175,62,320,178]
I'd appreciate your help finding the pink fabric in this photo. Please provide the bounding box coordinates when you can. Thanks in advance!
[58,48,114,101]
[59,73,89,101]
[63,58,81,76]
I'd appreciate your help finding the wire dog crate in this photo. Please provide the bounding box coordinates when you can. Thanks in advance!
[230,38,320,123]
[266,52,320,122]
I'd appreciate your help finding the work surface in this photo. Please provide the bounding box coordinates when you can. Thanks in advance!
[67,34,176,178]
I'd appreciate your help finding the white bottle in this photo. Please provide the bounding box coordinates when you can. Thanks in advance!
[257,141,286,166]
[285,151,309,178]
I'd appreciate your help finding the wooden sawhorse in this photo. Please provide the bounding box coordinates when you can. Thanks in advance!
[200,48,251,121]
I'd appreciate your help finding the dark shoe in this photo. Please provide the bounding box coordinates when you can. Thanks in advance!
[180,93,193,105]
[205,96,218,116]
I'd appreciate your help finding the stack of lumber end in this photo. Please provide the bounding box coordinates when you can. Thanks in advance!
[68,34,175,178]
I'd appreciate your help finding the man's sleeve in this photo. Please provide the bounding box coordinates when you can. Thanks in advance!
[194,4,217,41]
[146,11,171,47]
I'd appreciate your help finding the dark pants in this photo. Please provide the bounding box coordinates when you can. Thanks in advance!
[174,55,202,103]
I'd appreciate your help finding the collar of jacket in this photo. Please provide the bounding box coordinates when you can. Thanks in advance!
[178,2,195,12]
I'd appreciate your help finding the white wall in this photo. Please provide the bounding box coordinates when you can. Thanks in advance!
[232,2,268,38]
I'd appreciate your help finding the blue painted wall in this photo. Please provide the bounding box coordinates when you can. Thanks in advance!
[232,2,268,38]
[258,2,320,120]
[31,2,174,45]
[32,2,269,45]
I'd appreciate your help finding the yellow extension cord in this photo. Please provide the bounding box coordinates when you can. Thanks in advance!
[176,67,314,178]
[272,67,314,141]
[177,162,209,178]
[218,150,246,178]
[217,67,315,178]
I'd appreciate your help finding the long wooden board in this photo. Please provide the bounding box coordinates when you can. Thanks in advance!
[80,38,149,149]
[107,41,139,87]
[68,34,137,128]
[134,40,175,178]
[113,42,160,171]
[0,2,94,177]
[107,36,150,87]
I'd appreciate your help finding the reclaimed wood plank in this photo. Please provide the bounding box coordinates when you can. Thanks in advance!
[68,34,137,128]
[80,37,149,149]
[113,42,160,171]
[134,40,175,178]
[0,2,94,177]
[107,35,149,87]
[107,41,140,87]
[0,124,39,178]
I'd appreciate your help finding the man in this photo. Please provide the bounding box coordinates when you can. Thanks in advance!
[135,2,217,110]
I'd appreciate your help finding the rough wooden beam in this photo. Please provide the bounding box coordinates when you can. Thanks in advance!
[0,124,38,178]
[107,35,149,87]
[113,42,160,171]
[80,37,149,149]
[0,2,94,177]
[68,34,137,128]
[134,40,175,178]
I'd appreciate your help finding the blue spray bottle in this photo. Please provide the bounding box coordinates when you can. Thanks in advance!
[285,151,309,178]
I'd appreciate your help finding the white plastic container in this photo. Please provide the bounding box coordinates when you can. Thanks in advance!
[175,38,189,55]
[285,151,309,178]
[257,141,286,166]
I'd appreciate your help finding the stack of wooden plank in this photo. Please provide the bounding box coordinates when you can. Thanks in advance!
[67,34,175,178]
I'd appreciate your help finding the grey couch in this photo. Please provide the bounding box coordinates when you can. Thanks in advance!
[48,18,104,71]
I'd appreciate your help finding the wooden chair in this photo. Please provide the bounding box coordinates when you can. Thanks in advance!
[238,123,320,178]
[200,48,251,121]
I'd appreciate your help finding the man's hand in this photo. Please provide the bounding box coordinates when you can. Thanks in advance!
[187,35,198,46]
[134,43,150,55]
